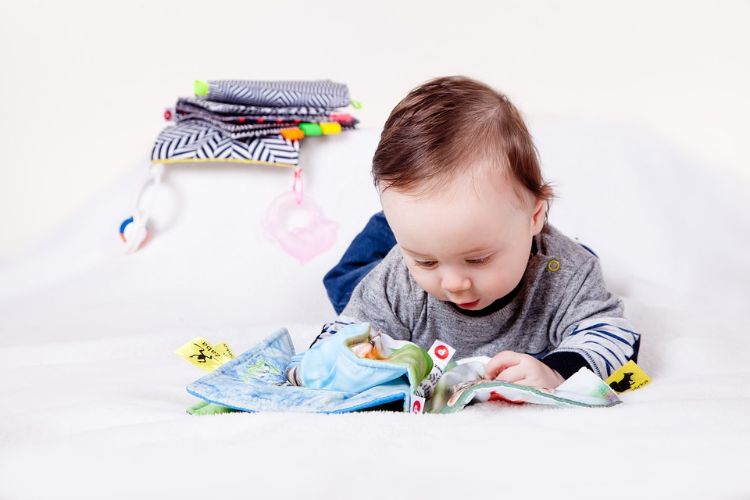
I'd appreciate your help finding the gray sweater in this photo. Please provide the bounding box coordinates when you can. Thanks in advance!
[336,224,641,379]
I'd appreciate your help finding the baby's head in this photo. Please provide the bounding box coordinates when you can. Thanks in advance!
[373,76,553,311]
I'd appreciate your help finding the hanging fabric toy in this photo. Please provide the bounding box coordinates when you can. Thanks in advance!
[119,79,358,257]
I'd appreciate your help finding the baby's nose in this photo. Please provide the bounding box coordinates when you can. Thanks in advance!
[441,273,471,293]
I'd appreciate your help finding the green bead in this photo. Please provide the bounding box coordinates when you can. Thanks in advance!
[194,80,209,97]
[299,122,323,137]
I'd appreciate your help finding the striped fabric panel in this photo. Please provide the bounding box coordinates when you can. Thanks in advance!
[151,121,299,166]
[205,80,351,108]
[225,121,358,141]
[553,317,641,378]
[176,107,330,126]
[175,115,359,141]
[179,97,330,117]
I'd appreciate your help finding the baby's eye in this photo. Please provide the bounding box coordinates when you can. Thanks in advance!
[415,260,438,269]
[466,256,490,265]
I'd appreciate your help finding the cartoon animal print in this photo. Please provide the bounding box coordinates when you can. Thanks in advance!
[609,372,634,392]
[189,344,214,364]
[244,358,283,383]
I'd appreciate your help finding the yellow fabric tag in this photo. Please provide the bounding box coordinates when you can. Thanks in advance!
[605,360,651,393]
[212,342,235,360]
[175,337,234,371]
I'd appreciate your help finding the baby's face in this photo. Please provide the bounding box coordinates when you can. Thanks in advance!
[380,168,546,311]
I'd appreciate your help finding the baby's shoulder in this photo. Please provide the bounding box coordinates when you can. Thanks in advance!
[534,224,599,273]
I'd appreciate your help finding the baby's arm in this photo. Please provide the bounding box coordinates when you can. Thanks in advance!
[541,257,641,380]
[486,257,640,388]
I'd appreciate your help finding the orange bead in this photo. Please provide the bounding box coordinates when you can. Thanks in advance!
[280,128,305,141]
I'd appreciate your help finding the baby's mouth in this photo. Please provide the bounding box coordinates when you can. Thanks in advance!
[456,299,480,309]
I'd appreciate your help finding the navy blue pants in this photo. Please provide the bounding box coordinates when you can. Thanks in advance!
[323,212,396,314]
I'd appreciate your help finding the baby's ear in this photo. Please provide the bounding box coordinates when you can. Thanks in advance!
[530,198,547,234]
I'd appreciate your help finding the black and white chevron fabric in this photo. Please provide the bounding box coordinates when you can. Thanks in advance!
[205,80,351,108]
[151,121,299,167]
[177,101,329,125]
[178,97,330,118]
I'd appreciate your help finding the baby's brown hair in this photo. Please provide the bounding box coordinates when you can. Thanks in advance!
[372,76,553,206]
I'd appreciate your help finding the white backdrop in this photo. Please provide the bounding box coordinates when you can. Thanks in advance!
[0,0,748,259]
[2,3,750,497]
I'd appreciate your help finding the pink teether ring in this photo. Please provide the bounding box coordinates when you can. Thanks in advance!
[263,191,337,263]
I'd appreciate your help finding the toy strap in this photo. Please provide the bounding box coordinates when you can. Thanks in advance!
[292,167,303,204]
[119,163,164,253]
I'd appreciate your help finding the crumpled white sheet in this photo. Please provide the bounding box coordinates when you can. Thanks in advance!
[1,122,748,500]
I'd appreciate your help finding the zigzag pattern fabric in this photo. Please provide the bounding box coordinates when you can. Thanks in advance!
[205,80,351,108]
[151,121,300,167]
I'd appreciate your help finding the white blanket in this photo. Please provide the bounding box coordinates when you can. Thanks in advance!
[1,123,748,499]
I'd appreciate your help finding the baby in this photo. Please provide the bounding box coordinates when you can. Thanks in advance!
[319,76,641,390]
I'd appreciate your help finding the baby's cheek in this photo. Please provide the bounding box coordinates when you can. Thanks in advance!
[410,269,443,299]
[478,276,517,299]
[421,277,443,298]
[479,272,509,296]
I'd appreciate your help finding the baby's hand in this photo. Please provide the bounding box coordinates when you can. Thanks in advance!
[485,351,565,390]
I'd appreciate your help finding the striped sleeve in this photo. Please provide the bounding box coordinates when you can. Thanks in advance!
[542,258,642,379]
[544,318,641,379]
